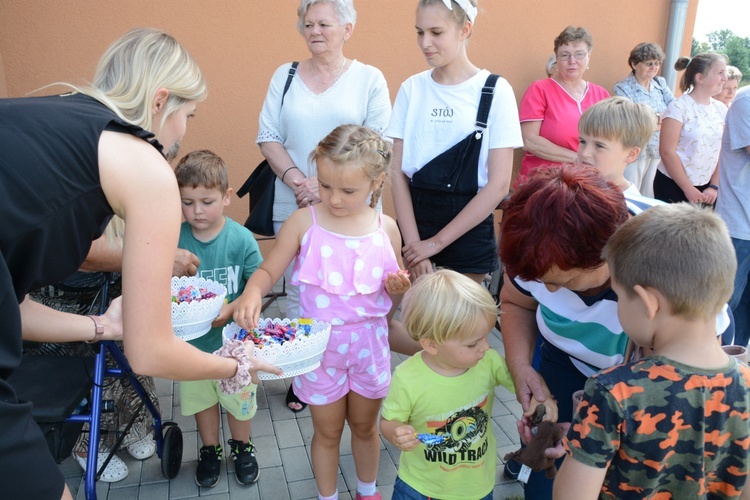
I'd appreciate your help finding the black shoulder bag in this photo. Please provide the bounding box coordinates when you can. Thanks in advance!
[237,61,299,236]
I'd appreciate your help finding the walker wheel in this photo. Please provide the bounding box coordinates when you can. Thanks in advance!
[161,422,183,479]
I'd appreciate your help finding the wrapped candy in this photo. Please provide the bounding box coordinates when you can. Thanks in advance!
[415,433,446,445]
[172,285,217,304]
[236,319,315,349]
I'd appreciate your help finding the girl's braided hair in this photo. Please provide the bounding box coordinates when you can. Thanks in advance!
[311,124,392,208]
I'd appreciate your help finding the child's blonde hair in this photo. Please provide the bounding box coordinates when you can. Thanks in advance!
[174,150,229,193]
[603,203,735,320]
[401,269,497,344]
[311,124,391,208]
[578,96,654,150]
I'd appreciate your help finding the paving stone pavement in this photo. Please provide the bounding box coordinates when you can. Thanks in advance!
[59,286,526,499]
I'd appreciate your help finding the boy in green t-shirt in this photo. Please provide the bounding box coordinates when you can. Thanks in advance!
[380,270,557,499]
[174,150,263,488]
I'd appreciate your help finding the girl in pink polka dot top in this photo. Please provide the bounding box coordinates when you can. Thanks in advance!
[235,124,411,500]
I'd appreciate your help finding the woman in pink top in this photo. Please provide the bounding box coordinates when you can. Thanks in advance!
[518,26,610,181]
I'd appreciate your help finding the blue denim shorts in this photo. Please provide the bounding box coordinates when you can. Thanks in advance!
[392,476,493,500]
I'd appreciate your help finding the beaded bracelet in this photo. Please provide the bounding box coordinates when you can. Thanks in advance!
[214,339,254,394]
[281,166,300,184]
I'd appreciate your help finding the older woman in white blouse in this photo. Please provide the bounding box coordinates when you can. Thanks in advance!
[256,0,390,411]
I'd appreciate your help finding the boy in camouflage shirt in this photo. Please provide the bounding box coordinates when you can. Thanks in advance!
[554,203,750,499]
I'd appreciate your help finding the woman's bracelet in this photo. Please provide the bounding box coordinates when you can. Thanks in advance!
[85,315,105,343]
[214,339,254,394]
[708,184,719,191]
[281,166,300,184]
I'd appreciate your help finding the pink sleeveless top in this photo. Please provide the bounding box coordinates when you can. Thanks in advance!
[291,206,399,326]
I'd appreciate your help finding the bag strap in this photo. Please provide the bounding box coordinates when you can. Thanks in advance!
[475,74,500,129]
[281,61,299,107]
[239,62,300,199]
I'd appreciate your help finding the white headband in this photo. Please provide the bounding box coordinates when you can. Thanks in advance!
[441,0,477,23]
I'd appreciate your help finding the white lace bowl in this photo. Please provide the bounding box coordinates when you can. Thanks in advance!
[222,318,331,380]
[171,277,227,341]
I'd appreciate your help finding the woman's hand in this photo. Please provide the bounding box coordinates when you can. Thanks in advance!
[173,249,200,277]
[244,344,282,384]
[385,270,411,296]
[702,186,718,204]
[102,296,124,341]
[294,177,320,207]
[512,364,551,413]
[683,185,707,204]
[402,239,441,268]
[408,259,434,281]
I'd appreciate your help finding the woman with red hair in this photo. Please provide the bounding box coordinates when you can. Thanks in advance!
[498,165,730,499]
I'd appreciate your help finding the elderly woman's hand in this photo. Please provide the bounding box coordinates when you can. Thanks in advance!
[294,177,320,207]
[173,248,200,277]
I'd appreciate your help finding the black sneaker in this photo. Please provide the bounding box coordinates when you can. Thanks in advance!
[228,439,259,485]
[195,445,222,488]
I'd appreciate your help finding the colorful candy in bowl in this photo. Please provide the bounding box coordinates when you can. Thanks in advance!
[222,318,331,380]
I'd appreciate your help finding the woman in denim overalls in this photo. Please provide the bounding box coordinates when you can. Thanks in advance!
[387,0,523,285]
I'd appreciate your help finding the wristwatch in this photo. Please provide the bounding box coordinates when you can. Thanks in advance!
[85,315,105,343]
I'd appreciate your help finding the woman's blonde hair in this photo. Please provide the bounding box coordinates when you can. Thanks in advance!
[401,269,497,344]
[418,0,478,28]
[310,125,391,208]
[80,28,207,133]
[102,215,125,249]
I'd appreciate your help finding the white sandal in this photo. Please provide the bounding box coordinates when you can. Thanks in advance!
[73,451,129,482]
[127,434,156,460]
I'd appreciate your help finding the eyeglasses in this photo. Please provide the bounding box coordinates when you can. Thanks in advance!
[641,61,662,68]
[557,51,589,62]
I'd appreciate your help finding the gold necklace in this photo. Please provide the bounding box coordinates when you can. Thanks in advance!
[311,58,345,85]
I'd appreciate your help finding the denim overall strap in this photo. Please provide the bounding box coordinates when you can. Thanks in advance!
[409,74,501,194]
[475,74,500,130]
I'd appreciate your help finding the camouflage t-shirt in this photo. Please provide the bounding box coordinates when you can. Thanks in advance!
[564,355,750,499]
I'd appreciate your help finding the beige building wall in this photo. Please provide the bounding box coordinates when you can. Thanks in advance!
[0,0,697,224]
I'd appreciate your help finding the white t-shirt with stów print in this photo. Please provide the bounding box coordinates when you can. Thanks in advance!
[387,69,523,191]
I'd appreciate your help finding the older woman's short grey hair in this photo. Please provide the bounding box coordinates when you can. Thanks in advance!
[297,0,357,35]
[554,26,593,52]
[628,42,666,72]
[727,65,743,82]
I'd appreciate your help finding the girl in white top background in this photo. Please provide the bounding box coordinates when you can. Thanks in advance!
[388,0,522,286]
[655,53,728,204]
